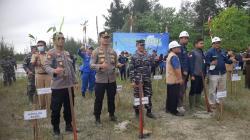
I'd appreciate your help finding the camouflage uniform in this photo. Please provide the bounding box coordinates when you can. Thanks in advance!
[23,52,36,103]
[1,57,12,86]
[9,56,17,82]
[129,50,154,114]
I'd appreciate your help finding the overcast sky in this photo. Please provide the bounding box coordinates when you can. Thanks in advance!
[0,0,193,53]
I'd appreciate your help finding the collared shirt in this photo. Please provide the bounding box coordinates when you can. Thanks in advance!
[31,53,47,74]
[205,47,232,75]
[44,48,77,89]
[177,45,189,73]
[90,46,117,83]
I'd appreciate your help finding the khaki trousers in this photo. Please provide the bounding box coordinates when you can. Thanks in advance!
[35,74,51,110]
[208,74,227,105]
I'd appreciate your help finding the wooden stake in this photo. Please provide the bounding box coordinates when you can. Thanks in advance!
[68,87,78,140]
[32,95,39,140]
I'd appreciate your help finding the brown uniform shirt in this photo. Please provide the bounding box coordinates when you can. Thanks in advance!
[44,48,77,89]
[90,47,117,83]
[31,53,47,74]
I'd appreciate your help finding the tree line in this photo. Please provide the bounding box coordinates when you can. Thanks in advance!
[104,0,250,52]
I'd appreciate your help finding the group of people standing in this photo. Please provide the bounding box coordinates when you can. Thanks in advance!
[0,54,17,86]
[17,29,250,137]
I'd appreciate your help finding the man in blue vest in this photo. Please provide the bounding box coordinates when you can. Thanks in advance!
[78,45,96,97]
[177,31,190,113]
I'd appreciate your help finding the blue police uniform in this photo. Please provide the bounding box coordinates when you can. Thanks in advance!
[78,48,96,96]
[118,55,128,80]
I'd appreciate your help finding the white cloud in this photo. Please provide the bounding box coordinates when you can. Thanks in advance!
[0,0,190,53]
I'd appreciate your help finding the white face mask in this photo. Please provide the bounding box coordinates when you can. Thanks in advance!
[37,46,45,52]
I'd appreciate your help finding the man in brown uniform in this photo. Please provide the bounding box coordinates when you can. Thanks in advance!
[44,32,78,136]
[31,40,51,110]
[91,31,118,124]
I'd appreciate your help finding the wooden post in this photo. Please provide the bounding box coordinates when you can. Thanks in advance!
[68,88,78,140]
[33,95,39,140]
[201,73,212,112]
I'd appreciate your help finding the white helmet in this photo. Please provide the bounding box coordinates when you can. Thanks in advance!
[169,41,181,49]
[212,37,221,43]
[179,31,189,38]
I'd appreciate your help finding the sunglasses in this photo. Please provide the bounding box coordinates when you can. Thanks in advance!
[37,45,44,47]
[139,43,145,46]
[102,36,110,39]
[58,37,65,41]
[214,42,221,44]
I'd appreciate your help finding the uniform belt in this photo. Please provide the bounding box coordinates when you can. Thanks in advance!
[37,73,47,74]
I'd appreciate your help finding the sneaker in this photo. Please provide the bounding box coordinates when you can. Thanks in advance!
[109,115,117,122]
[177,106,186,113]
[175,112,184,116]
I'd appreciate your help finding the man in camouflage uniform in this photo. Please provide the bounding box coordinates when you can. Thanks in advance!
[23,45,37,103]
[130,39,156,119]
[9,54,17,82]
[91,31,118,124]
[1,55,12,86]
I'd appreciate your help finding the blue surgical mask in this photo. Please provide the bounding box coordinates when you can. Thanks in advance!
[37,46,45,52]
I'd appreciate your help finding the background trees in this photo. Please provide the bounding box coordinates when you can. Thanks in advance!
[103,0,250,52]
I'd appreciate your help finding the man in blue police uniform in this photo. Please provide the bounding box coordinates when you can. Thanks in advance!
[78,45,96,97]
[118,51,128,80]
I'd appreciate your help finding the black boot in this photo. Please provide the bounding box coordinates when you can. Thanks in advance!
[135,109,139,118]
[65,123,73,132]
[109,113,117,122]
[95,115,101,125]
[53,125,60,136]
[146,109,156,119]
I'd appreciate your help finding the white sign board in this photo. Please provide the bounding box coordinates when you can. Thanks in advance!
[154,75,162,80]
[231,74,241,81]
[217,91,227,99]
[24,110,47,120]
[117,85,123,92]
[37,88,52,95]
[134,97,149,106]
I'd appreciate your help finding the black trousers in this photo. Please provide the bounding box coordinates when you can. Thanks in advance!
[119,67,126,80]
[189,75,203,96]
[94,82,116,117]
[166,84,180,114]
[51,87,74,128]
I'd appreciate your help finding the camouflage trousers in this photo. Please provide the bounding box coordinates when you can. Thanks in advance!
[27,75,36,103]
[3,71,12,86]
[133,81,152,111]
